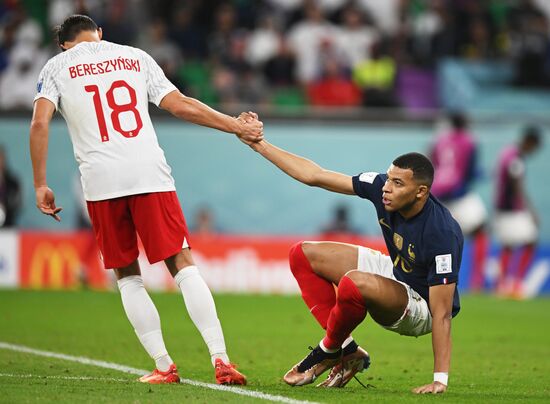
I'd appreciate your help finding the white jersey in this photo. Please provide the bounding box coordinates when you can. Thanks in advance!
[34,41,177,201]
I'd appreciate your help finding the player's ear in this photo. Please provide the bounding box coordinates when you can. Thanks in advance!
[417,185,429,198]
[97,27,103,40]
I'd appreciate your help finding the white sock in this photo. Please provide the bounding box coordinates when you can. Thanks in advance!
[342,336,354,348]
[174,266,229,366]
[117,275,173,372]
[319,339,340,353]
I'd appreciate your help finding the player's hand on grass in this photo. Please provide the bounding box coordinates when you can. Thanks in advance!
[412,381,447,394]
[35,185,63,222]
[236,111,263,145]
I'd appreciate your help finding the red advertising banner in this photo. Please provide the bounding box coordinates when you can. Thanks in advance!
[188,234,387,293]
[19,231,108,289]
[10,231,550,295]
[17,231,387,292]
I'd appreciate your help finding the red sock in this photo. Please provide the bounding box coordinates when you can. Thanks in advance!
[498,247,513,289]
[289,242,336,329]
[516,244,535,284]
[322,275,367,350]
[470,230,488,291]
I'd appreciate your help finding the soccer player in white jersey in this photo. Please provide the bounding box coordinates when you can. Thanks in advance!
[29,15,263,385]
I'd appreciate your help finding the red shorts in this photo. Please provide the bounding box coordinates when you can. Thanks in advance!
[87,191,190,269]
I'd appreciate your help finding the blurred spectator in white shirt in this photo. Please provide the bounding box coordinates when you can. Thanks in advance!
[335,5,378,69]
[0,145,21,228]
[287,1,337,83]
[0,37,47,110]
[246,15,280,68]
[357,0,401,34]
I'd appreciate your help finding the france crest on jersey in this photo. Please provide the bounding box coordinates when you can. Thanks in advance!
[352,172,463,317]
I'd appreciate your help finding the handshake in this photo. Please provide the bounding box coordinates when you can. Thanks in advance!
[235,111,264,148]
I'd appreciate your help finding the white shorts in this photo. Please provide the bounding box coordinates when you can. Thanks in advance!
[444,192,487,235]
[357,246,432,337]
[493,210,538,247]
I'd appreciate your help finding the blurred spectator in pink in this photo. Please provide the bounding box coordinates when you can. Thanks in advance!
[0,145,22,228]
[430,112,489,291]
[493,127,543,298]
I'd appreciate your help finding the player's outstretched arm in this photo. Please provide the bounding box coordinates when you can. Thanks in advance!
[159,91,263,144]
[29,98,62,222]
[250,140,355,195]
[412,283,455,394]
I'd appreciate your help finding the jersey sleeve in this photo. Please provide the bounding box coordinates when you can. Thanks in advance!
[427,234,461,287]
[352,172,385,201]
[141,51,178,106]
[34,60,60,109]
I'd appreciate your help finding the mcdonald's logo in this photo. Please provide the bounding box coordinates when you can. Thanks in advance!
[28,242,81,289]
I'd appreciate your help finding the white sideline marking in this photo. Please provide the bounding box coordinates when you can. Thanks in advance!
[0,373,130,383]
[0,342,319,404]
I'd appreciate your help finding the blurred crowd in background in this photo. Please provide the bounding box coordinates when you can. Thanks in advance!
[0,1,548,297]
[1,0,550,110]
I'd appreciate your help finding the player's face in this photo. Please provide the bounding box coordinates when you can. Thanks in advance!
[382,165,426,214]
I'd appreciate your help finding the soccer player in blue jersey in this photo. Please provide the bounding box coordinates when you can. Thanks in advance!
[242,114,462,394]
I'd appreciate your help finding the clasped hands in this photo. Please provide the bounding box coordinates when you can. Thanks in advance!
[235,111,264,147]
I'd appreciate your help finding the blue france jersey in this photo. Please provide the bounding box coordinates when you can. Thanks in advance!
[352,172,463,317]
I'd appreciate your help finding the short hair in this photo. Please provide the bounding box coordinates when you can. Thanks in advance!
[392,152,434,187]
[449,111,467,130]
[522,125,542,147]
[55,15,98,47]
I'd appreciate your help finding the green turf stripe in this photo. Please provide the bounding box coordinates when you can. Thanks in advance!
[0,341,319,404]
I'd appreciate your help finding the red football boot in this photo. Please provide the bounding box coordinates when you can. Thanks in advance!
[139,364,180,384]
[215,358,247,385]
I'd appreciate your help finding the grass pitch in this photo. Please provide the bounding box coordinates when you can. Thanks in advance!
[0,290,549,403]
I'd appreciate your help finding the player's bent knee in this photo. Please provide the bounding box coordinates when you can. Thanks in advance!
[289,241,318,275]
[288,241,306,273]
[343,270,369,289]
[289,241,305,260]
[301,241,326,266]
[343,271,380,301]
[337,274,367,305]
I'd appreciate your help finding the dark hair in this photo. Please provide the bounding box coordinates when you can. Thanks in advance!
[449,111,467,130]
[392,152,434,187]
[55,15,98,47]
[522,126,542,146]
